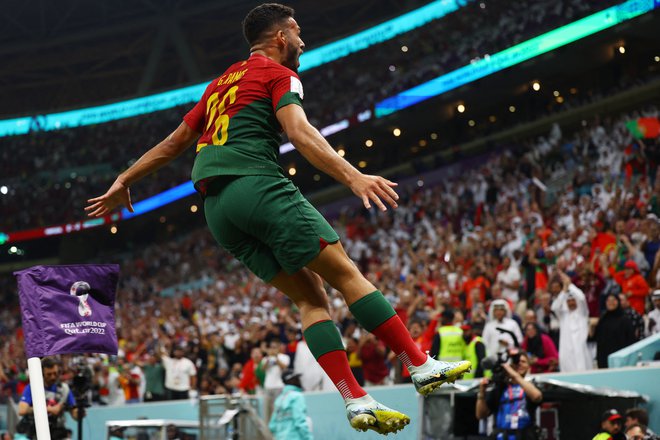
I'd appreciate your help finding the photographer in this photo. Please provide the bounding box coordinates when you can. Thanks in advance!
[17,357,82,440]
[475,351,543,440]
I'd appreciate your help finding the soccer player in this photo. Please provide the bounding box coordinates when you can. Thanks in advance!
[86,3,470,434]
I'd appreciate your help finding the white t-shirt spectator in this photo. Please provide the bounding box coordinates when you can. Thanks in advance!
[162,356,197,392]
[496,266,521,303]
[263,353,290,390]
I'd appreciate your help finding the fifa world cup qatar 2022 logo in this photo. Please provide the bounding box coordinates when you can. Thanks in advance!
[70,281,92,317]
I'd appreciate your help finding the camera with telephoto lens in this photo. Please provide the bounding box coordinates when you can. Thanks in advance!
[70,361,92,411]
[481,347,522,384]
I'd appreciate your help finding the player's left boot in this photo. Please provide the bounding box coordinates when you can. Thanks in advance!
[409,357,471,396]
[345,395,410,435]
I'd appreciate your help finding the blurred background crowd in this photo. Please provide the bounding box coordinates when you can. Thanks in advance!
[0,0,659,438]
[2,103,659,408]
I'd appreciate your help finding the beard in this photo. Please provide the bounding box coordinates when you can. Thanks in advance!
[284,41,300,73]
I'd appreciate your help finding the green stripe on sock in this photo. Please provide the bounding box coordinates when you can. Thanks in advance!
[303,320,345,360]
[348,290,396,332]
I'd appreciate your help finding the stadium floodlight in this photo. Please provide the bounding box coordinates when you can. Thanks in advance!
[532,81,542,92]
[457,104,466,113]
[393,128,402,137]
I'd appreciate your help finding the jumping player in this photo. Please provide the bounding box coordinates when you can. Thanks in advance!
[86,3,470,434]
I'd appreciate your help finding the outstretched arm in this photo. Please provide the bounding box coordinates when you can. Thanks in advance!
[85,122,199,217]
[276,104,398,211]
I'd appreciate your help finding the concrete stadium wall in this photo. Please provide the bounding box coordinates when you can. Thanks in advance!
[67,366,660,440]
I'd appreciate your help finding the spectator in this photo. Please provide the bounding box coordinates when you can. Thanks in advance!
[618,294,645,341]
[357,332,389,386]
[594,294,636,369]
[293,340,333,392]
[611,261,650,316]
[117,361,143,404]
[261,340,290,423]
[521,323,558,373]
[161,345,197,400]
[646,290,660,336]
[239,347,264,395]
[536,291,560,347]
[496,256,522,306]
[106,365,124,406]
[573,266,606,318]
[625,408,656,438]
[483,299,523,356]
[141,353,166,402]
[551,272,593,372]
[346,337,364,386]
[624,424,647,440]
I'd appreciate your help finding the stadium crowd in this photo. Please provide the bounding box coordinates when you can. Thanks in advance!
[0,0,639,231]
[1,104,659,422]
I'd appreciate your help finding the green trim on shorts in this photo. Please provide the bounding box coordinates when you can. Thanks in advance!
[303,320,345,360]
[348,290,396,332]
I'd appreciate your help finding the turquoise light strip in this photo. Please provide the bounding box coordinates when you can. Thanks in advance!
[298,0,463,71]
[0,0,466,138]
[375,0,659,116]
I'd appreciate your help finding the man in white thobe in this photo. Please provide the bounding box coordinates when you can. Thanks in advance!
[551,272,593,372]
[483,299,523,356]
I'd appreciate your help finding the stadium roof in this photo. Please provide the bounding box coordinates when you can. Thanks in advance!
[0,0,430,118]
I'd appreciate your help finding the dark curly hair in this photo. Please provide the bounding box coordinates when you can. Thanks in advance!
[242,3,295,47]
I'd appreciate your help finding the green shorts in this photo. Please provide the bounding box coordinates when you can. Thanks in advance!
[203,175,340,282]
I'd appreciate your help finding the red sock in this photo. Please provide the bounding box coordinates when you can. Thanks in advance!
[371,315,427,368]
[317,350,367,400]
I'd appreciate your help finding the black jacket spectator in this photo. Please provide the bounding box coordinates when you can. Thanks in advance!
[594,294,636,368]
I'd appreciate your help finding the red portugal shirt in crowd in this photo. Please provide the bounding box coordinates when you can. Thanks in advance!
[183,53,304,194]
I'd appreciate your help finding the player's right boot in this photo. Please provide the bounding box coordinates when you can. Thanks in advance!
[346,395,410,435]
[409,357,472,396]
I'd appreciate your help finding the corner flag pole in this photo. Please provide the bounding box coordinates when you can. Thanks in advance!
[27,357,52,440]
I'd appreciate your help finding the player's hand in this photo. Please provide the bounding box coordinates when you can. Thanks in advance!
[349,174,398,211]
[85,179,134,217]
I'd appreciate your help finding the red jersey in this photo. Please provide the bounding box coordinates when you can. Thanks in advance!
[184,54,304,192]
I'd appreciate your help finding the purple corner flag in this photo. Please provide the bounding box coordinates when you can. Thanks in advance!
[14,264,120,359]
